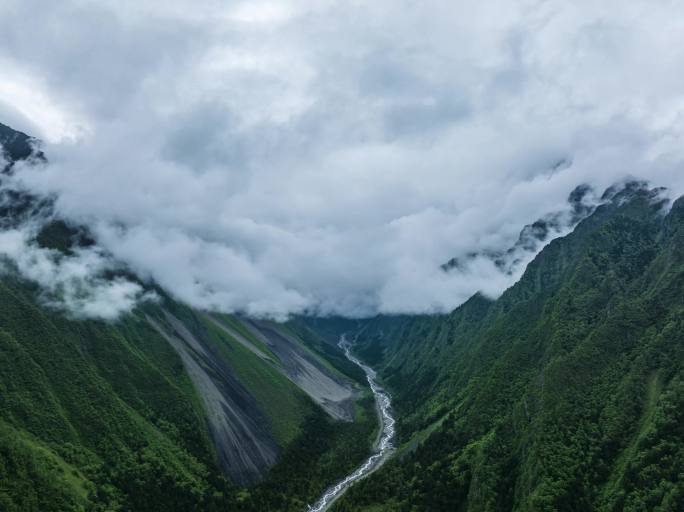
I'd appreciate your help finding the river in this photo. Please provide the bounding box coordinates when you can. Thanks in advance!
[306,335,396,512]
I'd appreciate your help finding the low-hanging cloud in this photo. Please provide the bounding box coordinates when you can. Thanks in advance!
[2,0,684,319]
[0,225,156,320]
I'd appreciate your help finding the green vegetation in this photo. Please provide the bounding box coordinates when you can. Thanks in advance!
[286,319,368,385]
[199,313,309,446]
[4,117,683,512]
[242,391,377,511]
[0,275,221,511]
[212,313,278,360]
[0,272,377,511]
[0,121,381,511]
[325,186,684,511]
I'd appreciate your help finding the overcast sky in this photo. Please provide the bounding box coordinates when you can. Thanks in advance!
[1,0,684,319]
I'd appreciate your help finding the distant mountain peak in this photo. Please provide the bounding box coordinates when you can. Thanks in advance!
[0,122,44,174]
[442,183,599,276]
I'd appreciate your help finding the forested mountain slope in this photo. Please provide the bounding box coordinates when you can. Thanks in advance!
[0,123,377,511]
[321,183,684,511]
[3,117,683,511]
[0,275,379,511]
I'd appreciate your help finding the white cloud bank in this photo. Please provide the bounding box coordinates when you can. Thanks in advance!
[1,0,684,318]
[0,226,156,319]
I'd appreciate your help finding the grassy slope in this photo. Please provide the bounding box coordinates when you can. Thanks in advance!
[329,189,684,511]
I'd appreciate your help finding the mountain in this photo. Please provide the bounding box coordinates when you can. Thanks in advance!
[311,183,684,511]
[0,122,44,174]
[0,123,378,512]
[441,183,598,276]
[2,119,683,511]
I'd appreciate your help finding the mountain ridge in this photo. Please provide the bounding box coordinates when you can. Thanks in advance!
[0,122,378,511]
[316,182,684,511]
[1,120,683,511]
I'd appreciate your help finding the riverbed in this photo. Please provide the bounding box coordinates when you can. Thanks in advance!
[306,335,396,512]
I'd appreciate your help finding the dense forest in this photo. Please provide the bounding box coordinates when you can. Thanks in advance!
[2,120,684,511]
[322,183,684,511]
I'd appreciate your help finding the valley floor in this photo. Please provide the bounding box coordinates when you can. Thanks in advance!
[307,336,396,512]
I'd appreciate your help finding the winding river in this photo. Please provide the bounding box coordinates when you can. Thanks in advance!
[307,335,396,512]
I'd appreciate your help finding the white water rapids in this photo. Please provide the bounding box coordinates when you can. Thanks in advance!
[306,335,396,512]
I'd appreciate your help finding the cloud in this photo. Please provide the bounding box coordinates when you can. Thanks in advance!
[1,0,684,318]
[0,225,156,320]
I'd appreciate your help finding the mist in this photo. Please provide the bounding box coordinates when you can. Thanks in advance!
[2,0,684,319]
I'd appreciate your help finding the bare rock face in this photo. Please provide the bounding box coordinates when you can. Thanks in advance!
[147,310,279,485]
[146,310,360,485]
[441,184,599,276]
[240,319,358,422]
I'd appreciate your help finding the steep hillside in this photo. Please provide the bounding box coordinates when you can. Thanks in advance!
[0,122,378,511]
[0,275,379,511]
[322,184,684,511]
[3,116,683,511]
